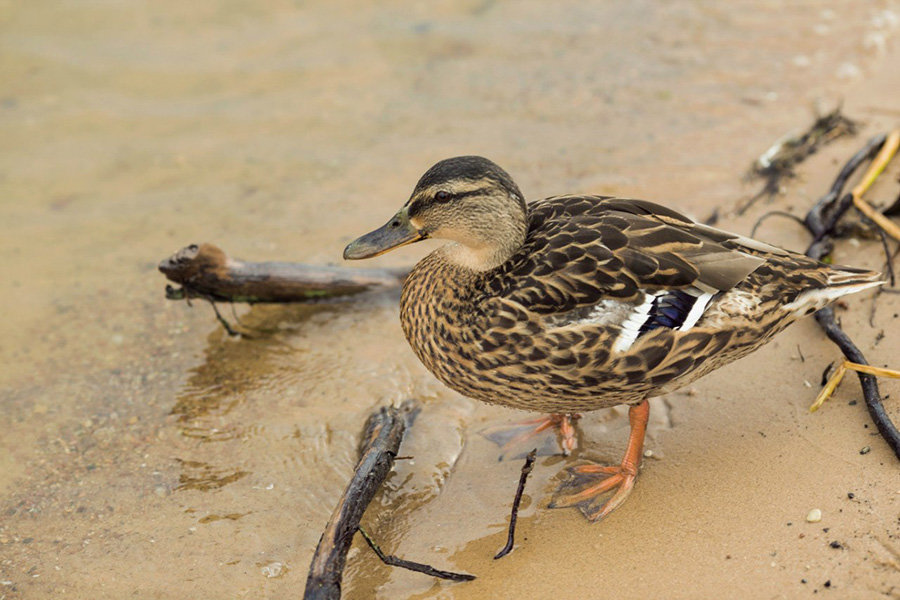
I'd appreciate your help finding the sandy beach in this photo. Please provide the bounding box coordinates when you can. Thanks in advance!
[1,2,899,598]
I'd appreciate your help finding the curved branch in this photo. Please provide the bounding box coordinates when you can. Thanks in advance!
[802,133,900,459]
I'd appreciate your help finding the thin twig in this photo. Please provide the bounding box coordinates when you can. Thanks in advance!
[494,448,538,560]
[357,526,476,582]
[877,229,896,287]
[208,300,241,337]
[749,210,806,239]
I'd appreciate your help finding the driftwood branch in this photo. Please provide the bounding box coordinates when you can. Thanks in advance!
[801,133,900,459]
[304,400,472,600]
[304,401,414,600]
[159,243,406,304]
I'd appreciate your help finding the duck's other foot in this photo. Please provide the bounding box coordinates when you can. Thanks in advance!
[549,400,649,522]
[482,413,581,460]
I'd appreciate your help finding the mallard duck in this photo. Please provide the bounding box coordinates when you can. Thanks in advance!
[343,156,883,521]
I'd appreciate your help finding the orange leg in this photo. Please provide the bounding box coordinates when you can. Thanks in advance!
[550,400,649,522]
[482,413,581,458]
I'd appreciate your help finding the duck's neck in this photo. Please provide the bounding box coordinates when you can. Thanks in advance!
[440,242,516,272]
[439,208,528,272]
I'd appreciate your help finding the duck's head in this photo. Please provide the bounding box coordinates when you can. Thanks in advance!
[343,156,527,271]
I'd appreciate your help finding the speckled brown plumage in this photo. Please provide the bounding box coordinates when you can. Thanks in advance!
[378,162,881,414]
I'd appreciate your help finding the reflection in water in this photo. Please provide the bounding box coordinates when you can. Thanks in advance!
[171,303,338,424]
[175,458,250,491]
[198,512,251,523]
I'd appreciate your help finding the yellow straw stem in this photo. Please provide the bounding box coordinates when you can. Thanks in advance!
[810,362,847,412]
[851,129,900,241]
[810,360,900,412]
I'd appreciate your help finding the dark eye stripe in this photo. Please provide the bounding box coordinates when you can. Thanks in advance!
[434,187,490,203]
[407,186,492,217]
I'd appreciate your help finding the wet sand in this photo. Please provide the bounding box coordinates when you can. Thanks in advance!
[1,2,899,598]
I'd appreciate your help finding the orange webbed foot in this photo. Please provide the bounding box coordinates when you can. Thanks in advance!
[549,400,649,522]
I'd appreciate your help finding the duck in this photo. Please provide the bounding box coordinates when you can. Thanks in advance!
[343,155,883,522]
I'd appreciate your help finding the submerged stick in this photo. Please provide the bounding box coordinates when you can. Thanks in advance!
[159,243,407,303]
[304,401,414,600]
[304,400,472,599]
[802,132,900,459]
[494,449,537,560]
[357,527,475,582]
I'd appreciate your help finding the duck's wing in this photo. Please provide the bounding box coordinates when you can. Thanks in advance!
[492,195,772,317]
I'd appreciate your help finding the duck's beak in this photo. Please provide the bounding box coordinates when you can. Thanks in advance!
[343,208,424,260]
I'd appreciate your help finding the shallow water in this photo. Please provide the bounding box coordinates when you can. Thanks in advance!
[2,1,899,598]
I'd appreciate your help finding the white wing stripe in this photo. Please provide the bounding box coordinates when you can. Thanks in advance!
[612,293,658,353]
[678,292,713,331]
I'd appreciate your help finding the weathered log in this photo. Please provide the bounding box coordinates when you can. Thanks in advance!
[159,243,407,303]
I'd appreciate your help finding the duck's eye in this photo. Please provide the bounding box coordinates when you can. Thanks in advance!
[435,190,451,201]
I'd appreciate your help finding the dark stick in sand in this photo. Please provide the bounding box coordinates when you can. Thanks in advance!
[801,132,900,458]
[494,448,537,560]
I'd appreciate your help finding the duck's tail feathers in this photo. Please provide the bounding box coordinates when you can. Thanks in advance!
[782,267,884,314]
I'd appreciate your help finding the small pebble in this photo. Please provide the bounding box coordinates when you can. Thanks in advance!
[261,562,284,578]
[829,541,842,549]
[806,508,822,523]
[643,449,654,458]
[859,446,871,455]
[847,492,855,500]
